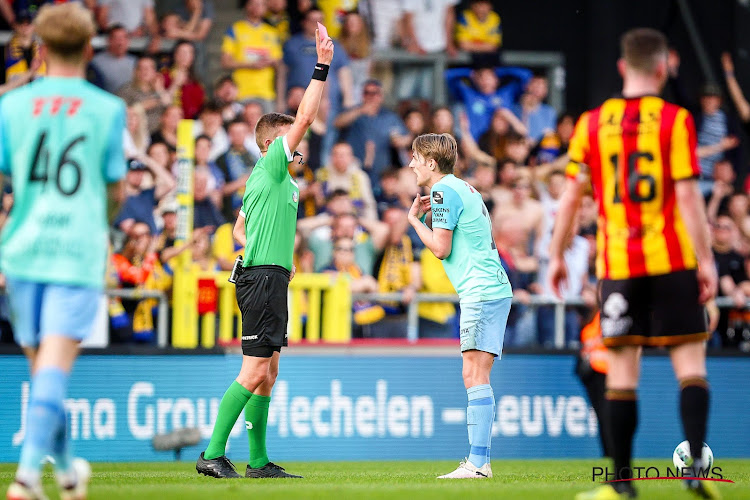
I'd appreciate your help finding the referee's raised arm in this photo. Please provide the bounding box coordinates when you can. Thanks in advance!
[285,28,334,153]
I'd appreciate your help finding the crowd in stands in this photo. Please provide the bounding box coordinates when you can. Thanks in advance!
[0,0,749,352]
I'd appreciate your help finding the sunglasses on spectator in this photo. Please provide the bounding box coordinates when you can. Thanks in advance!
[363,89,381,96]
[132,231,151,239]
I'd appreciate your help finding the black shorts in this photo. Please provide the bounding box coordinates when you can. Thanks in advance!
[600,269,709,347]
[235,265,290,357]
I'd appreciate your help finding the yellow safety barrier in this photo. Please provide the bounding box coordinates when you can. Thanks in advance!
[171,270,352,348]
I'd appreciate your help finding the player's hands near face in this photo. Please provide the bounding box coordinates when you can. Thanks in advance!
[408,195,431,221]
[696,259,718,304]
[548,255,568,299]
[315,29,334,65]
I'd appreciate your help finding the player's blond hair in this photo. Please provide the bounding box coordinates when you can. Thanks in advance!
[620,27,668,75]
[34,3,96,65]
[412,133,457,175]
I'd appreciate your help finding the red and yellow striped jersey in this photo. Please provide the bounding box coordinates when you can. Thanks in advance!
[566,96,700,280]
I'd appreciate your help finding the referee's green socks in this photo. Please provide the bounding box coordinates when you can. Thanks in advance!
[204,381,252,460]
[245,394,271,468]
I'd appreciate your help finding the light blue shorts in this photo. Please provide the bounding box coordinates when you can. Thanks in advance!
[6,277,102,348]
[459,297,512,357]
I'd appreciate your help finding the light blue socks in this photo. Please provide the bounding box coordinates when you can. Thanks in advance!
[467,384,495,468]
[17,367,69,484]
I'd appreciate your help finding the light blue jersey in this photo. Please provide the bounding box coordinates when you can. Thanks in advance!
[430,174,512,303]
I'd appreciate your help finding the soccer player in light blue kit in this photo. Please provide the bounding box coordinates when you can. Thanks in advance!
[2,4,126,499]
[407,133,512,479]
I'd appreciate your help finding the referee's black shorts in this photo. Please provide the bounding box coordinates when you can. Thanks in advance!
[235,265,290,357]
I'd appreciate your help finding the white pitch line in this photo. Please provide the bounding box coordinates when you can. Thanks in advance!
[441,408,466,424]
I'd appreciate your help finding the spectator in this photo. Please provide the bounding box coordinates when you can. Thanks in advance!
[193,168,224,230]
[91,24,136,93]
[712,215,750,347]
[213,207,244,271]
[722,53,750,141]
[417,248,457,338]
[124,104,150,157]
[706,159,736,225]
[294,230,314,273]
[242,100,264,160]
[375,207,420,314]
[156,202,215,265]
[283,8,354,116]
[193,101,230,162]
[309,211,388,274]
[504,131,531,165]
[510,75,557,143]
[491,157,516,204]
[213,75,244,124]
[150,105,183,154]
[96,0,160,43]
[478,106,528,160]
[455,0,501,55]
[467,160,497,214]
[191,229,220,272]
[290,138,323,218]
[161,0,214,76]
[334,79,412,183]
[375,168,402,216]
[221,0,283,111]
[534,218,591,347]
[339,11,372,106]
[160,0,214,45]
[397,107,427,165]
[4,9,42,83]
[117,55,171,133]
[215,119,254,221]
[695,83,739,197]
[113,155,176,235]
[532,112,575,165]
[493,169,542,253]
[360,0,402,51]
[535,168,566,262]
[399,0,457,99]
[495,217,537,347]
[111,222,171,343]
[162,40,205,119]
[446,65,532,140]
[264,0,289,42]
[430,106,455,135]
[194,134,223,206]
[316,142,377,220]
[323,236,385,328]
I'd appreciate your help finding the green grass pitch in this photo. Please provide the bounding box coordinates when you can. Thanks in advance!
[2,459,750,499]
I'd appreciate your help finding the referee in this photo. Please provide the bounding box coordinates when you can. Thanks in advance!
[197,28,334,479]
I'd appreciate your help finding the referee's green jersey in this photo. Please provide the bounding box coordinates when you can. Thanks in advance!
[0,77,126,289]
[240,135,299,271]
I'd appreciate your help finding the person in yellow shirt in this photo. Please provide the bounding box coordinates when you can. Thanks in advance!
[317,0,358,39]
[222,0,283,111]
[264,0,290,42]
[455,0,501,54]
[417,248,457,338]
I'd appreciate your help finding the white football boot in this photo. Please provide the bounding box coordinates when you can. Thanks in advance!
[437,459,492,479]
[56,458,91,500]
[6,480,48,500]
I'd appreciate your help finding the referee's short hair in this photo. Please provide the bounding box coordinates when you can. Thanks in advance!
[255,112,295,151]
[412,133,458,175]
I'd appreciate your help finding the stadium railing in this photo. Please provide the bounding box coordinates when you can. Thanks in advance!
[372,49,566,109]
[106,288,169,348]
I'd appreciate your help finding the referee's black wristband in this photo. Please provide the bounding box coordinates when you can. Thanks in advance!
[312,63,330,81]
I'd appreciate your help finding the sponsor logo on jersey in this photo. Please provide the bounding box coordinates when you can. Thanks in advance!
[292,191,299,203]
[432,191,444,204]
[601,292,632,337]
